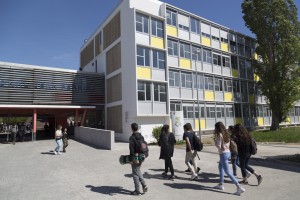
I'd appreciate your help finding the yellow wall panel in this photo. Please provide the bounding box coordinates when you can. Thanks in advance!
[257,117,264,126]
[202,37,211,47]
[180,58,192,69]
[254,73,260,82]
[224,92,233,102]
[249,95,255,104]
[232,69,239,78]
[235,118,243,125]
[137,67,151,79]
[169,119,172,132]
[285,116,291,124]
[166,25,178,37]
[221,42,228,52]
[205,91,215,101]
[195,119,206,130]
[151,37,164,49]
[254,53,258,60]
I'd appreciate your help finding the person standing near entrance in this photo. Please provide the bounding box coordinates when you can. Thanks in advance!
[62,128,69,153]
[11,123,18,145]
[129,123,148,196]
[54,125,63,155]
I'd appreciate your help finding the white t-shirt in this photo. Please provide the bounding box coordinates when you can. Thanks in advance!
[55,130,62,139]
[215,133,230,154]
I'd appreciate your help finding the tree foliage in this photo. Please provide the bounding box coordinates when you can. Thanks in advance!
[152,126,162,142]
[242,0,300,130]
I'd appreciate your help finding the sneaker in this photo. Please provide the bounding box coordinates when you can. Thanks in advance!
[54,151,57,155]
[257,175,263,186]
[185,168,190,172]
[142,185,148,193]
[213,184,224,191]
[239,180,248,185]
[130,190,142,196]
[58,152,62,155]
[162,172,167,177]
[190,174,197,181]
[235,186,245,196]
[169,175,175,181]
[196,167,201,174]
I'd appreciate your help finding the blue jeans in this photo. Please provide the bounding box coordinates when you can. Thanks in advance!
[131,163,146,192]
[218,152,238,185]
[55,139,62,152]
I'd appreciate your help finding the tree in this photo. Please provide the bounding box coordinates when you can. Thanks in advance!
[242,0,300,130]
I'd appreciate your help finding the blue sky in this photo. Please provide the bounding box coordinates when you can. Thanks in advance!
[0,0,299,70]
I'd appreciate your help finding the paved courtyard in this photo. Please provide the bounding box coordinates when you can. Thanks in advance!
[0,140,300,200]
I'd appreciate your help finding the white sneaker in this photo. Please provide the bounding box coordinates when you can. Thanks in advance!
[190,174,198,181]
[54,151,57,155]
[213,184,224,191]
[58,152,62,155]
[235,186,245,195]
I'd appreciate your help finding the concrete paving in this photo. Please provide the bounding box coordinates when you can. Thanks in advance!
[0,140,300,200]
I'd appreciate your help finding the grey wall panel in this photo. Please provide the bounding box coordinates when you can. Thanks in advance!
[223,67,231,76]
[178,30,190,41]
[181,89,193,99]
[264,117,270,125]
[215,92,224,101]
[225,118,234,127]
[192,61,202,72]
[216,118,225,125]
[136,32,150,46]
[212,40,220,49]
[201,23,210,34]
[152,69,166,81]
[206,119,216,129]
[193,90,204,100]
[214,65,222,75]
[169,88,180,99]
[211,26,220,37]
[138,102,152,115]
[261,96,267,104]
[153,102,167,114]
[203,63,213,73]
[191,33,200,44]
[168,56,179,67]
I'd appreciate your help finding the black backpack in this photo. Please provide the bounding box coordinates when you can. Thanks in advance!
[138,138,149,158]
[250,138,257,155]
[193,133,203,151]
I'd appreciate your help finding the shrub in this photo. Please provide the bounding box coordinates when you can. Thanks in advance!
[152,126,162,142]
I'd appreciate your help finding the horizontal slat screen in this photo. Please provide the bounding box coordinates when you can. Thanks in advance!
[0,65,105,105]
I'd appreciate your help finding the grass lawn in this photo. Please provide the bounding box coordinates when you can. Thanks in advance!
[251,127,300,143]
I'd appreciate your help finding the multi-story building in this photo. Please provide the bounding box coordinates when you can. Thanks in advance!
[80,0,300,142]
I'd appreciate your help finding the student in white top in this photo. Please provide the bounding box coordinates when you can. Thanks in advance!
[213,122,245,196]
[54,125,63,155]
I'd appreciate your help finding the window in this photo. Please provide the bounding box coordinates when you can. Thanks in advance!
[214,78,223,91]
[216,107,225,118]
[190,17,200,34]
[222,56,230,67]
[295,107,300,116]
[230,41,236,53]
[290,108,295,116]
[246,60,253,80]
[153,50,165,69]
[183,106,194,118]
[179,24,189,31]
[238,44,245,56]
[169,71,180,87]
[195,106,205,118]
[257,106,263,117]
[136,13,149,34]
[166,9,177,26]
[234,104,242,117]
[168,40,178,56]
[192,46,201,61]
[226,107,234,117]
[204,76,214,90]
[248,83,255,95]
[239,59,246,79]
[213,54,222,66]
[193,74,204,89]
[202,32,210,38]
[181,72,192,88]
[241,81,248,102]
[233,80,240,93]
[263,107,270,117]
[221,37,228,43]
[180,43,191,59]
[203,49,212,64]
[224,79,232,92]
[206,107,215,118]
[137,46,150,66]
[170,103,181,111]
[212,36,220,41]
[154,83,166,102]
[152,18,164,38]
[138,81,151,101]
[243,105,250,117]
[231,55,238,69]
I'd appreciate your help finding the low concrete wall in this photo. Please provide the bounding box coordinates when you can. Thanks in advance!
[74,127,115,150]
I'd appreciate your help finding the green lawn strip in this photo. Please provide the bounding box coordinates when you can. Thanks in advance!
[251,127,300,143]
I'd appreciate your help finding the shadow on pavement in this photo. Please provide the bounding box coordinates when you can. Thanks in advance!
[40,152,55,155]
[85,185,131,196]
[250,158,300,173]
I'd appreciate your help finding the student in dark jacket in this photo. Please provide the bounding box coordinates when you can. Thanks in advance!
[159,124,176,180]
[233,124,263,186]
[129,123,148,196]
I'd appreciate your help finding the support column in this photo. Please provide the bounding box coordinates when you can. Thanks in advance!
[75,109,79,127]
[33,109,37,141]
[81,109,87,127]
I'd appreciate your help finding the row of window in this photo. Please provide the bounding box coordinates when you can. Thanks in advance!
[138,81,167,102]
[137,46,165,69]
[136,13,164,38]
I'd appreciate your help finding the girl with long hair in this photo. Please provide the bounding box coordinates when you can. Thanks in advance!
[213,122,245,195]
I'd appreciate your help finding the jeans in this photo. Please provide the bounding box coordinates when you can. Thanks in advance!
[239,154,254,177]
[55,139,62,152]
[131,163,146,192]
[218,152,238,185]
[164,157,174,176]
[185,150,197,175]
[231,153,238,176]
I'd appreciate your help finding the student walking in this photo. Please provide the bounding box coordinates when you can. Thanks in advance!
[159,124,176,180]
[228,125,238,177]
[129,123,148,196]
[54,125,63,155]
[233,124,263,186]
[183,123,199,180]
[213,122,245,195]
[62,128,69,153]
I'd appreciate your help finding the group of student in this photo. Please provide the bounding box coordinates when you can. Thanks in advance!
[53,125,69,155]
[128,121,263,196]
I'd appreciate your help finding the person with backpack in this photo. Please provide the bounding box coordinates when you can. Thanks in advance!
[62,128,69,153]
[129,123,148,196]
[213,122,246,195]
[159,124,176,180]
[183,123,199,180]
[233,124,263,186]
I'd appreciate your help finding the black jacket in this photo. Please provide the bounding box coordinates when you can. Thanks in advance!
[234,136,252,156]
[158,132,176,159]
[129,132,144,156]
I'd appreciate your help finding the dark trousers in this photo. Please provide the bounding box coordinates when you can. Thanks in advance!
[63,138,68,152]
[239,154,254,177]
[164,156,174,176]
[231,153,238,176]
[131,163,146,192]
[11,132,17,145]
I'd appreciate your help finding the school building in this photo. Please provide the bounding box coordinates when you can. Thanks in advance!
[79,0,300,142]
